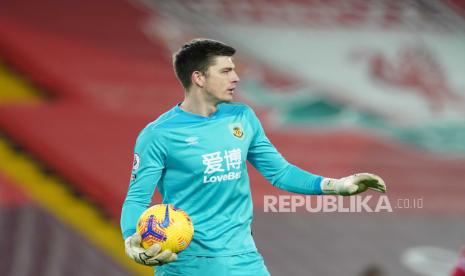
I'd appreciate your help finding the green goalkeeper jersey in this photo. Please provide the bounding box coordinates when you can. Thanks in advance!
[121,103,323,256]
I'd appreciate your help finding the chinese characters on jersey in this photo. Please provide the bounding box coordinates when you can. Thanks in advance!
[202,148,242,183]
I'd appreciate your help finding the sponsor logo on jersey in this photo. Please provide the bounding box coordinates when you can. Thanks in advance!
[202,148,242,183]
[204,171,242,183]
[229,123,244,139]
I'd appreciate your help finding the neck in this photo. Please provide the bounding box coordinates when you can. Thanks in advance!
[180,89,218,117]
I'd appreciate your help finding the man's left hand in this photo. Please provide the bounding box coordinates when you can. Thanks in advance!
[321,173,386,196]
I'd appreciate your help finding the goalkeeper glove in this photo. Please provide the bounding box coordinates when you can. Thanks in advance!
[124,233,177,266]
[321,173,386,196]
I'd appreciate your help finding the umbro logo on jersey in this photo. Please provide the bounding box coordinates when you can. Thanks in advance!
[185,136,199,145]
[229,123,244,139]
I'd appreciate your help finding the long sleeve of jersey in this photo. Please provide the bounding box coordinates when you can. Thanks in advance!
[120,131,166,239]
[246,107,323,195]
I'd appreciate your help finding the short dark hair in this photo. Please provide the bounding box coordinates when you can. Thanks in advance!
[173,38,236,89]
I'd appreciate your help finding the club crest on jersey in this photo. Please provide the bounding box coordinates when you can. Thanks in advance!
[229,123,244,139]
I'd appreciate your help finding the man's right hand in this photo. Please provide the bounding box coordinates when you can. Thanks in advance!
[124,233,177,266]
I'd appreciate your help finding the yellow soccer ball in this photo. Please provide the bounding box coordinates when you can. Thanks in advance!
[136,204,194,253]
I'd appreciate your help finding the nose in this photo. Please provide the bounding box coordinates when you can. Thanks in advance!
[231,70,240,83]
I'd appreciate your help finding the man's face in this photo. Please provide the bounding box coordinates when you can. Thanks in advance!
[203,56,240,103]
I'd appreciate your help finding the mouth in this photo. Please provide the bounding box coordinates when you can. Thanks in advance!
[227,87,236,94]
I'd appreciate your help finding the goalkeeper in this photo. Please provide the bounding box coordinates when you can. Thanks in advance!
[121,38,386,275]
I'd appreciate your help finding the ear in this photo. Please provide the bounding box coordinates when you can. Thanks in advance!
[192,71,205,88]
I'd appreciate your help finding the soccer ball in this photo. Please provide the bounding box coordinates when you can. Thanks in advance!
[136,204,194,253]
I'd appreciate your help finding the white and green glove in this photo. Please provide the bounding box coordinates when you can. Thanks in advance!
[321,173,386,196]
[124,233,177,266]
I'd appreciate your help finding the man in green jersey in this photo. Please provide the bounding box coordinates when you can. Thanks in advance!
[121,39,386,275]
